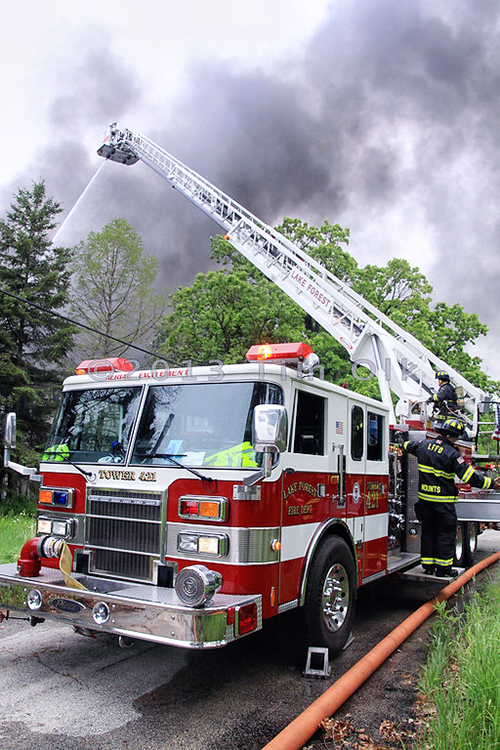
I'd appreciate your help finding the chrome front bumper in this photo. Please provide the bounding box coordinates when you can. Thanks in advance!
[0,563,262,649]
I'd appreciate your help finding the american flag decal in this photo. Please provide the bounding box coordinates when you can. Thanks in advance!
[336,421,343,435]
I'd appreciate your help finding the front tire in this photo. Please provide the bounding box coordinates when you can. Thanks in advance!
[303,536,357,656]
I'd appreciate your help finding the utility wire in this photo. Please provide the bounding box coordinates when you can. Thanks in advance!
[0,287,182,366]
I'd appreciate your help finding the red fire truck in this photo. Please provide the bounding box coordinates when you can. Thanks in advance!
[0,125,498,655]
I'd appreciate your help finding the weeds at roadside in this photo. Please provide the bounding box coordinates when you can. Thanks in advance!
[418,578,500,749]
[0,511,35,564]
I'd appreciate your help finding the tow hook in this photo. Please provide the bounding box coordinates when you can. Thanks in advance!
[1,609,31,623]
[118,636,135,649]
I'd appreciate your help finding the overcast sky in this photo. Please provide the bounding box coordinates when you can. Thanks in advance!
[2,0,500,378]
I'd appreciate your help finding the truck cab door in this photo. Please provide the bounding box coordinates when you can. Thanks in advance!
[346,403,366,579]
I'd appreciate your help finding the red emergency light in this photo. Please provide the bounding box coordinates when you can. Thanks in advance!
[245,342,314,363]
[75,358,134,375]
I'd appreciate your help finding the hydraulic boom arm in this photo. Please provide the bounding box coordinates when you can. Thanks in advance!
[98,123,487,427]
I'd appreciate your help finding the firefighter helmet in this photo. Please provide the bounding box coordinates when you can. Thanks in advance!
[435,417,466,438]
[435,370,450,382]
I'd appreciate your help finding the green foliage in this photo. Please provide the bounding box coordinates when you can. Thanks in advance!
[0,181,75,379]
[277,218,354,281]
[356,257,433,326]
[419,581,500,749]
[159,228,357,384]
[71,218,165,358]
[0,181,75,482]
[427,303,494,389]
[155,217,497,400]
[0,489,36,517]
[0,512,36,564]
[155,267,305,365]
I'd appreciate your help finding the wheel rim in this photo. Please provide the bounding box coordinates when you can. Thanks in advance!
[321,563,350,633]
[455,524,464,563]
[469,523,478,555]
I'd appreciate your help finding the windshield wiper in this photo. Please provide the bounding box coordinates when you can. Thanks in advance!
[41,450,94,479]
[152,453,214,483]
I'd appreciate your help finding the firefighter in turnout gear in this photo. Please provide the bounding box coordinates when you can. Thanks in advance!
[427,370,457,416]
[403,418,500,576]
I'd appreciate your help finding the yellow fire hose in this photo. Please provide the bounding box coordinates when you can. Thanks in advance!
[58,542,86,590]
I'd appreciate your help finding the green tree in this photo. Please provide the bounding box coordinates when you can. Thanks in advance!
[155,266,305,365]
[71,219,165,359]
[426,303,493,390]
[156,218,498,398]
[277,218,354,282]
[0,180,75,487]
[356,258,433,326]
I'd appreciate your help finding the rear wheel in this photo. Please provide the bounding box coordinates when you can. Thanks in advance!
[464,522,479,565]
[303,536,357,656]
[454,522,466,567]
[455,521,479,567]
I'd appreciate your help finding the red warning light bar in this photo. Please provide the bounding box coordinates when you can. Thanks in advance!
[76,358,134,375]
[245,342,313,363]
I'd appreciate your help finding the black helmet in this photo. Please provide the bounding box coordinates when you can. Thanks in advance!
[435,370,450,382]
[435,417,465,438]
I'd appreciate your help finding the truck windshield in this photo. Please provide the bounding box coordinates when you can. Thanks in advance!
[43,386,142,464]
[131,381,283,468]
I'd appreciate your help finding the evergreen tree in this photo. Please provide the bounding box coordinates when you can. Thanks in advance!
[0,180,75,487]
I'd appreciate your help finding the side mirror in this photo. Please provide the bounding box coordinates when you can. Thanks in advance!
[252,405,288,453]
[4,412,16,451]
[3,412,40,481]
[244,405,288,488]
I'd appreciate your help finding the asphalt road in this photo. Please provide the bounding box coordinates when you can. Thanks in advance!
[2,530,500,750]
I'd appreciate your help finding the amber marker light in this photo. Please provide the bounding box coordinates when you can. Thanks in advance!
[39,490,53,504]
[199,501,220,518]
[178,496,228,522]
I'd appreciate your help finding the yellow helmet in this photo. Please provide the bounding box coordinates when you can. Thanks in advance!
[435,417,465,437]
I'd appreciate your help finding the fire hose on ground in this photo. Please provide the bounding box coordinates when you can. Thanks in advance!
[261,550,500,750]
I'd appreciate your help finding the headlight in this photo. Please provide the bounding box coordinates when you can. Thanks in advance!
[27,589,43,611]
[175,565,222,607]
[177,533,199,554]
[177,532,228,557]
[52,519,71,536]
[36,517,76,538]
[37,518,53,534]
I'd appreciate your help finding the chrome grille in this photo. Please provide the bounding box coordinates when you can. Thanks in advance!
[86,488,163,581]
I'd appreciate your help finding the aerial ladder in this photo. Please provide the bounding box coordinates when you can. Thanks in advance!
[98,123,489,431]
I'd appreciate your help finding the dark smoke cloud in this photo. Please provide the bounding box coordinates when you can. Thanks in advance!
[4,0,500,374]
[150,0,500,376]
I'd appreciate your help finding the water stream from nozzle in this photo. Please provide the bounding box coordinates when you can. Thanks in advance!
[52,160,107,244]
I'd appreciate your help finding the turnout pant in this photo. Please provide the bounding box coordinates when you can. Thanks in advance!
[419,500,457,572]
